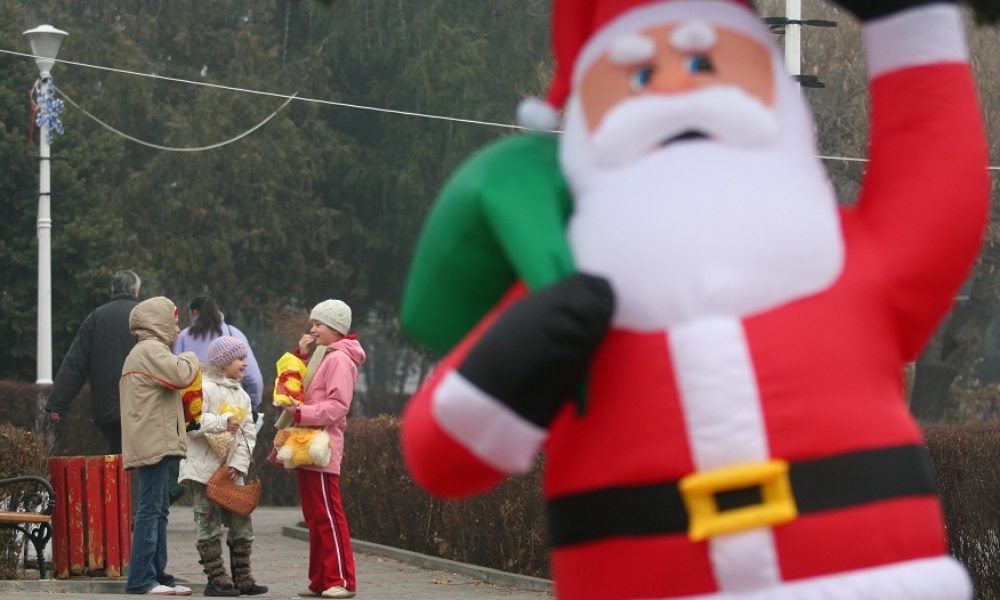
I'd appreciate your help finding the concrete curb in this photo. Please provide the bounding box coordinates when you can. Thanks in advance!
[282,525,554,594]
[0,578,126,594]
[0,578,205,595]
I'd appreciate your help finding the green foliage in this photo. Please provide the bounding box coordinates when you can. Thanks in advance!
[0,0,552,383]
[964,0,1000,24]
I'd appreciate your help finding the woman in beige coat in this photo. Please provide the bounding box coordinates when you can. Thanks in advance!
[120,297,199,596]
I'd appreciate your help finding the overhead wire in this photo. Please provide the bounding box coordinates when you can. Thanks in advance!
[54,84,298,152]
[0,48,524,132]
[0,47,998,170]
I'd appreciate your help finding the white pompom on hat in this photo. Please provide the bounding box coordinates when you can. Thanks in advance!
[311,299,352,335]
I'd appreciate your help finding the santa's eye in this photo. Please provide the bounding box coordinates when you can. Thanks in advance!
[686,54,715,74]
[630,65,655,93]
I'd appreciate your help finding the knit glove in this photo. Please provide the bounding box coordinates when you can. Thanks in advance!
[456,273,614,428]
[829,0,954,21]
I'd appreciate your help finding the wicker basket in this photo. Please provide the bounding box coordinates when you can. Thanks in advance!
[206,465,260,517]
[205,431,260,516]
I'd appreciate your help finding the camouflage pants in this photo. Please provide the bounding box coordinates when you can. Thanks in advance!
[188,481,254,543]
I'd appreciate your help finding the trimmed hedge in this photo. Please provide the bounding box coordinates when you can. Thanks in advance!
[340,416,549,577]
[924,424,1000,598]
[2,381,998,596]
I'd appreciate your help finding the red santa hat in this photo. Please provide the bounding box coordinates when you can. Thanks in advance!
[518,0,762,131]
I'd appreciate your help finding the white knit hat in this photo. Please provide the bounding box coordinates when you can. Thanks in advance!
[311,299,352,335]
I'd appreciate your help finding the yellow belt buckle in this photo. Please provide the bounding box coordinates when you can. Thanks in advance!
[679,460,798,542]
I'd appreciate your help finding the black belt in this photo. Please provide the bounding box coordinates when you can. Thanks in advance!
[548,444,937,548]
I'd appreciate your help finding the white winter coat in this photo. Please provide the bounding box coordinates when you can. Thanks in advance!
[178,366,257,485]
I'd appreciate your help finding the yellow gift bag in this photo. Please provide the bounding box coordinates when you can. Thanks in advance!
[273,352,307,406]
[181,371,203,431]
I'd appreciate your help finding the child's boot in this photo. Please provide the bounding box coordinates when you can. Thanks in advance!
[197,538,240,597]
[230,539,269,595]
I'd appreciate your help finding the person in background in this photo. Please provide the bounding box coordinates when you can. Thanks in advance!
[282,299,366,599]
[120,297,199,596]
[174,295,263,411]
[46,269,142,454]
[179,336,267,597]
[171,295,264,504]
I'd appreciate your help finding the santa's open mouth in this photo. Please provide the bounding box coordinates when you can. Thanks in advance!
[662,130,710,146]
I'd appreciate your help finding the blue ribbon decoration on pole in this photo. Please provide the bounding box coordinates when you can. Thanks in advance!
[35,85,64,143]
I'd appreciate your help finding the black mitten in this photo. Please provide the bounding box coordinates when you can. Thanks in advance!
[830,0,954,21]
[457,273,614,428]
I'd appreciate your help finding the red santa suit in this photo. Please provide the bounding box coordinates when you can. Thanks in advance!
[402,2,989,599]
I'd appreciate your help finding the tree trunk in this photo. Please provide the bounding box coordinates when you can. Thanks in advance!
[910,361,959,422]
[910,236,1000,422]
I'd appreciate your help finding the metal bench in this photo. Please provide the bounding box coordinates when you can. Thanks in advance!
[0,475,55,579]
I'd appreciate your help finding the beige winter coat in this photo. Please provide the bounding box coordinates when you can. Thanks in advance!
[178,366,256,485]
[119,297,200,470]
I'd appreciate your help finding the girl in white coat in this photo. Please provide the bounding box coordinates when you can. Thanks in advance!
[178,336,267,597]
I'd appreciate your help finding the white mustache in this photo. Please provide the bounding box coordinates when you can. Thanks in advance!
[590,86,780,167]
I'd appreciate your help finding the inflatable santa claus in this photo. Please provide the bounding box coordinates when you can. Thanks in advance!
[400,0,989,598]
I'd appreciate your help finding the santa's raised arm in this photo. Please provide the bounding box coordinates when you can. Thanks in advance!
[841,1,989,357]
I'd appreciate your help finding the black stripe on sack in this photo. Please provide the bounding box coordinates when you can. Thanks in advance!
[834,0,953,22]
[547,445,937,548]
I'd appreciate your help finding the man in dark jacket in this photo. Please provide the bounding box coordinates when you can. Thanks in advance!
[46,270,142,454]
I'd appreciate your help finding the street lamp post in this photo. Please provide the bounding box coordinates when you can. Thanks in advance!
[24,24,68,385]
[785,0,801,77]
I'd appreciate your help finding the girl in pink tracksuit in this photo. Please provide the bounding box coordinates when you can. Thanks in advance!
[281,299,365,599]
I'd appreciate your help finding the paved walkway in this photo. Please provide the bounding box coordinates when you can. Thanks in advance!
[0,507,552,599]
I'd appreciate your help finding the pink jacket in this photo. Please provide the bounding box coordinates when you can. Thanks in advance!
[295,335,366,474]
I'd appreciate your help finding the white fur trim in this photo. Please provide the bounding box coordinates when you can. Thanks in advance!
[863,4,968,79]
[669,318,768,469]
[432,371,546,474]
[659,556,972,599]
[610,33,656,65]
[670,21,717,53]
[517,97,560,131]
[573,1,771,88]
[670,317,776,591]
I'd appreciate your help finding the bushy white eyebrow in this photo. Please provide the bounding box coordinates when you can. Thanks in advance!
[670,21,717,53]
[609,33,656,65]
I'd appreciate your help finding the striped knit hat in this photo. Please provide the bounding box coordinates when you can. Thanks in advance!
[207,336,247,368]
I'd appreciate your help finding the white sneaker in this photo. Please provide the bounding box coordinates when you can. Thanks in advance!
[146,584,176,595]
[322,586,356,599]
[171,584,192,596]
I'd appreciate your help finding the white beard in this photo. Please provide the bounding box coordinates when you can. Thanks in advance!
[561,76,844,331]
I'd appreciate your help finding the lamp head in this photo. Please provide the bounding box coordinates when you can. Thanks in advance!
[23,25,68,78]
